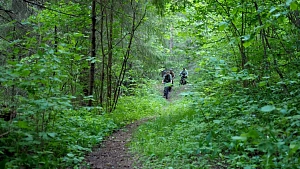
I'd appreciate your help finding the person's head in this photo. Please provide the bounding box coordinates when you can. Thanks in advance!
[166,71,170,74]
[169,68,173,72]
[183,68,186,70]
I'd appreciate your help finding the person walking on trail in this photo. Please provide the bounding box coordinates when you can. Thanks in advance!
[162,70,173,92]
[180,67,188,78]
[179,67,188,85]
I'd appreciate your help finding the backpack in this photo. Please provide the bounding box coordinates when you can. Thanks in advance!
[161,70,166,77]
[163,74,171,83]
[170,71,175,78]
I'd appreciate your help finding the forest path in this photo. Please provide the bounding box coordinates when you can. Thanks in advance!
[85,119,145,169]
[85,83,189,169]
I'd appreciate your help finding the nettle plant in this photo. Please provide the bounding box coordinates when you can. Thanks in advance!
[191,56,300,168]
[0,43,73,166]
[0,3,91,168]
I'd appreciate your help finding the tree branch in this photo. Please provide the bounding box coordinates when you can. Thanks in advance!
[22,0,86,17]
[0,131,11,138]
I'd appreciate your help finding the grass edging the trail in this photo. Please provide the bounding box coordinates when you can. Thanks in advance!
[128,98,208,169]
[129,83,300,169]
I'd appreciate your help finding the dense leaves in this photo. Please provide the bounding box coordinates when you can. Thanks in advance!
[0,0,166,168]
[1,0,300,168]
[129,0,300,168]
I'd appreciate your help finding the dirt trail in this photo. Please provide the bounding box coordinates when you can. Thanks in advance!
[85,120,143,169]
[85,84,188,169]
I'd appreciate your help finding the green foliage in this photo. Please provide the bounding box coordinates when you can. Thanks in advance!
[0,83,167,168]
[49,109,117,167]
[130,54,300,169]
[107,80,166,126]
[0,108,118,168]
[131,85,300,169]
[1,0,300,168]
[130,98,208,169]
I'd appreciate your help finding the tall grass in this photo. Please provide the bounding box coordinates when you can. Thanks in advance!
[129,82,300,169]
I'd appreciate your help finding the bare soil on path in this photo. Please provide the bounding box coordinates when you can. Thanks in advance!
[85,84,188,169]
[85,120,145,169]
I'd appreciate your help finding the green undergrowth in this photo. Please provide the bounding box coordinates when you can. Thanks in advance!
[130,86,300,169]
[0,82,167,169]
[0,108,118,169]
[130,98,207,169]
[107,95,165,126]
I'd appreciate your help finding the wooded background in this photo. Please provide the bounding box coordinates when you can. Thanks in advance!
[1,0,300,168]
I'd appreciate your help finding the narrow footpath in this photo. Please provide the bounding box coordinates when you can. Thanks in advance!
[85,84,188,169]
[85,120,143,169]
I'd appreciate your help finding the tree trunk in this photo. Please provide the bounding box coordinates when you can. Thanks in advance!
[215,0,248,87]
[88,0,96,107]
[99,0,105,107]
[106,0,114,112]
[112,1,146,111]
[254,1,288,93]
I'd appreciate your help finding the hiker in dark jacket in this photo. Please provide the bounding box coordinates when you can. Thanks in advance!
[179,68,188,78]
[162,70,173,92]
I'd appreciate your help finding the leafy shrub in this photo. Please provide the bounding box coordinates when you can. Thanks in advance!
[0,108,118,168]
